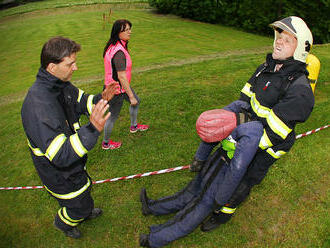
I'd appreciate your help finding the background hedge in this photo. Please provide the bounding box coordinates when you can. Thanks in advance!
[148,0,330,44]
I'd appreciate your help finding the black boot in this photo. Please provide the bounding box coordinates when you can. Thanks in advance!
[140,188,152,216]
[54,215,82,239]
[189,157,205,172]
[139,233,151,247]
[86,208,103,220]
[200,211,233,232]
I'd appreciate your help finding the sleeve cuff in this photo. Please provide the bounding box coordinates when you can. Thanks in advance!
[86,122,100,135]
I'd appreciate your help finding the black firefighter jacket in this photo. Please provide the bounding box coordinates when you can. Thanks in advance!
[21,68,102,197]
[240,54,315,159]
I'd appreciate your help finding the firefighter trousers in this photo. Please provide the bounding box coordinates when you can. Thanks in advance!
[51,172,94,231]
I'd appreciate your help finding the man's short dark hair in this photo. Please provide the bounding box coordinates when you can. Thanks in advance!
[40,36,81,69]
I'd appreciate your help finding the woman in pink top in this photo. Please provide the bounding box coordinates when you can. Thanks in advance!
[102,19,149,150]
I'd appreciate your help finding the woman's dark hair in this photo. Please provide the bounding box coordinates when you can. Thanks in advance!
[103,19,132,58]
[40,36,81,69]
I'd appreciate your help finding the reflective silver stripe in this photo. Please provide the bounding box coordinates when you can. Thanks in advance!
[241,83,253,97]
[45,134,67,161]
[63,207,84,223]
[27,139,44,156]
[77,89,84,103]
[266,110,292,139]
[220,206,236,214]
[58,208,79,226]
[44,178,91,200]
[70,133,88,157]
[73,122,80,132]
[259,130,273,150]
[87,95,94,115]
[266,148,286,159]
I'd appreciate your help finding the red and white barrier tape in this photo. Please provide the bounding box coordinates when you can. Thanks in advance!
[93,165,190,185]
[295,124,329,139]
[0,165,190,191]
[1,125,328,191]
[0,185,44,190]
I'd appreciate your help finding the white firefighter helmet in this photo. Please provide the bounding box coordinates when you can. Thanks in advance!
[269,16,313,63]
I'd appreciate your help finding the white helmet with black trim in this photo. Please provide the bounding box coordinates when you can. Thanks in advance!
[269,16,313,63]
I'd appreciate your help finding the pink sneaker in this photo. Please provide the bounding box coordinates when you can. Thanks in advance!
[102,140,122,150]
[130,124,149,133]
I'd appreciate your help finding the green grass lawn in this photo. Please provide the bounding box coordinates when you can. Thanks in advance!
[0,2,329,248]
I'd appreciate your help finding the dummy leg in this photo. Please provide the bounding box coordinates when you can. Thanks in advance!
[146,157,226,248]
[142,148,224,216]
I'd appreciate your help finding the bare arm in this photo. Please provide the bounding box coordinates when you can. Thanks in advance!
[118,70,138,106]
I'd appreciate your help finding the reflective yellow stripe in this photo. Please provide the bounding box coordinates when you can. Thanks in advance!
[266,148,286,159]
[87,95,94,115]
[215,206,236,214]
[58,208,79,226]
[259,129,273,150]
[27,139,44,156]
[221,206,236,214]
[250,93,270,118]
[77,89,84,103]
[241,83,253,97]
[45,134,67,161]
[45,178,91,200]
[266,110,292,139]
[73,122,80,132]
[63,207,84,223]
[70,133,88,157]
[250,93,292,139]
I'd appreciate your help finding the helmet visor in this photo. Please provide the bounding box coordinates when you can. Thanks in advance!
[269,17,297,38]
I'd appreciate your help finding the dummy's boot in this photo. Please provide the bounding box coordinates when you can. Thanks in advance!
[200,207,235,232]
[54,214,82,239]
[190,157,205,172]
[139,233,151,247]
[140,188,152,216]
[86,208,103,220]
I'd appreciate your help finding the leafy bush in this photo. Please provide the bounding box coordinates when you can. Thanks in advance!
[149,0,217,22]
[149,0,176,13]
[149,0,330,44]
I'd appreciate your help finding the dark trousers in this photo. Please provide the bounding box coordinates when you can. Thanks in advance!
[103,87,140,141]
[52,172,94,231]
[147,149,226,247]
[227,133,295,207]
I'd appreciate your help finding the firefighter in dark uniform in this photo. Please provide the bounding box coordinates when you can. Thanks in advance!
[21,37,118,239]
[139,16,315,247]
[200,16,316,232]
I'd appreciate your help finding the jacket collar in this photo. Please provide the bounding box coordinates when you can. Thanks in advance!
[265,53,308,76]
[36,67,69,91]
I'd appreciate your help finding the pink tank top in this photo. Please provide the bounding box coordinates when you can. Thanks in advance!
[104,40,132,94]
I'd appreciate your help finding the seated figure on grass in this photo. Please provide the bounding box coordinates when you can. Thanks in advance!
[138,16,317,248]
